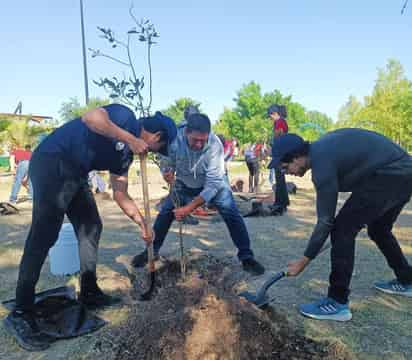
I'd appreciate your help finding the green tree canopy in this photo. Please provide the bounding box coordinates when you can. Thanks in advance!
[335,59,412,150]
[161,98,202,124]
[213,81,332,144]
[58,97,111,123]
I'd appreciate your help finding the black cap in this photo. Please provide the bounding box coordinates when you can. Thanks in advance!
[268,134,305,168]
[142,111,177,156]
[267,104,282,117]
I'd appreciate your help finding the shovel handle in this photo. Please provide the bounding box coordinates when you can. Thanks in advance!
[255,271,287,300]
[139,154,155,273]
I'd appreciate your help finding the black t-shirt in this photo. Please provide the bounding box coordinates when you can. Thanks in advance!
[36,104,141,176]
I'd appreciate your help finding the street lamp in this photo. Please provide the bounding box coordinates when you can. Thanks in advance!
[80,0,89,105]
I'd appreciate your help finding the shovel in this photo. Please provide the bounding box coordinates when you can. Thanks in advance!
[239,270,287,307]
[239,243,331,308]
[139,154,156,301]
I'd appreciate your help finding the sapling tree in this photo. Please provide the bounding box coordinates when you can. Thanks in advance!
[89,4,159,117]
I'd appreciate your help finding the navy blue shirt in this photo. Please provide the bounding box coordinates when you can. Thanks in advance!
[37,104,141,176]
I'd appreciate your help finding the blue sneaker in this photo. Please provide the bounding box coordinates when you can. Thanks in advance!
[299,297,352,321]
[374,279,412,297]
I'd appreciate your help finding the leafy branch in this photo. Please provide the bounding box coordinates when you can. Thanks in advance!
[89,4,159,117]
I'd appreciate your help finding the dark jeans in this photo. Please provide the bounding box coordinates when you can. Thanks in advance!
[246,160,259,192]
[15,152,102,311]
[274,167,289,208]
[328,174,412,304]
[153,182,254,261]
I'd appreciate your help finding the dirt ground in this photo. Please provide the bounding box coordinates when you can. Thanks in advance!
[1,161,412,359]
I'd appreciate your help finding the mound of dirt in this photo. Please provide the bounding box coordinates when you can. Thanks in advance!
[93,255,352,360]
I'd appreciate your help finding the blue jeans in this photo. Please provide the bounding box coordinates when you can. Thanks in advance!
[153,182,254,261]
[9,160,33,202]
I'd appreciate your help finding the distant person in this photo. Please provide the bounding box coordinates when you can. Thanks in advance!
[88,171,107,193]
[9,144,33,203]
[267,104,290,215]
[131,113,265,276]
[3,104,177,351]
[272,129,412,322]
[244,143,261,193]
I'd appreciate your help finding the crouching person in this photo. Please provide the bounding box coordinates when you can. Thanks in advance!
[131,113,265,276]
[271,129,412,321]
[3,104,177,351]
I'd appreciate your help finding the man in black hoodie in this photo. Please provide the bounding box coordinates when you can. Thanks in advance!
[271,129,412,321]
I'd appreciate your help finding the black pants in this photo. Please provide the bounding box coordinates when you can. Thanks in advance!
[328,174,412,304]
[274,167,289,208]
[246,160,259,192]
[15,152,102,311]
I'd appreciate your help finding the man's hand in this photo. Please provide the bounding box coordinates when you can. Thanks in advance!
[140,223,154,245]
[173,205,192,221]
[127,137,149,155]
[287,256,311,276]
[163,171,175,185]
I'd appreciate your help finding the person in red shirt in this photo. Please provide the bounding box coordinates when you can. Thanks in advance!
[9,145,33,203]
[267,104,290,215]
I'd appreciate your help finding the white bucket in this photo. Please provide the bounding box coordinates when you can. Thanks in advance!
[49,223,80,276]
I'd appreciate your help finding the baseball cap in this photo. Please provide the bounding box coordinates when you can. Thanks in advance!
[268,133,305,168]
[267,104,281,117]
[142,111,177,156]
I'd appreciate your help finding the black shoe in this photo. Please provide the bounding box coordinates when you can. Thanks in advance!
[131,250,160,268]
[269,204,287,216]
[78,290,121,309]
[78,271,121,309]
[3,311,50,351]
[242,258,265,276]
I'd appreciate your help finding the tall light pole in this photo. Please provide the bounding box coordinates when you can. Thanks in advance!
[80,0,89,105]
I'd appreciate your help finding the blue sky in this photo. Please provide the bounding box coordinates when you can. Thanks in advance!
[1,0,411,122]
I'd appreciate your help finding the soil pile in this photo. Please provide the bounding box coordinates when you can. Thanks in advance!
[93,255,352,360]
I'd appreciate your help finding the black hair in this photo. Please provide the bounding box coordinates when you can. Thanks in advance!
[24,144,31,150]
[278,105,288,119]
[186,113,211,133]
[281,142,310,163]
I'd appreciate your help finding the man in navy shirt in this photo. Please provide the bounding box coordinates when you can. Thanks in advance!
[3,104,177,351]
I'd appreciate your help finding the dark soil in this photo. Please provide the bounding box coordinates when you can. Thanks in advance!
[92,255,353,360]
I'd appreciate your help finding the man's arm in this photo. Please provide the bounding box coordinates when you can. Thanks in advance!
[173,195,205,221]
[288,181,338,276]
[82,107,148,155]
[110,173,152,243]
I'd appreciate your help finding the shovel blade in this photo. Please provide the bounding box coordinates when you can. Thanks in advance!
[239,291,270,308]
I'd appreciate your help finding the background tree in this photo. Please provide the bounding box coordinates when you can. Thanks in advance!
[90,5,158,117]
[335,59,412,150]
[0,120,49,149]
[213,81,332,145]
[336,95,363,128]
[300,111,333,141]
[58,97,110,123]
[161,98,202,124]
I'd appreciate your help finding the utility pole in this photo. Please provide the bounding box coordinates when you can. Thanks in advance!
[80,0,90,105]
